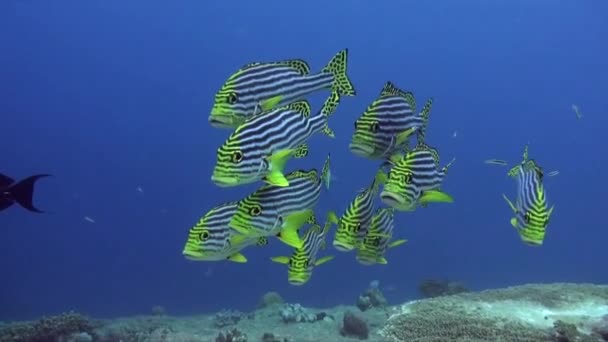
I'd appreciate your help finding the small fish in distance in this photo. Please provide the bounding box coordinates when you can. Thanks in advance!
[0,173,51,213]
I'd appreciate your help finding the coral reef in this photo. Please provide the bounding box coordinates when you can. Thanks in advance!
[356,281,388,312]
[151,305,167,317]
[0,311,97,342]
[381,283,608,342]
[216,328,247,342]
[213,309,245,328]
[279,304,317,324]
[418,278,469,298]
[257,292,285,309]
[340,311,369,340]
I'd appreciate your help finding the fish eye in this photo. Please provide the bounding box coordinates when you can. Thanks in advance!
[524,212,531,223]
[199,230,210,241]
[249,205,262,216]
[226,92,238,104]
[232,150,244,163]
[370,122,379,133]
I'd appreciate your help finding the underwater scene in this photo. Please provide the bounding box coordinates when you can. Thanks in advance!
[1,1,607,341]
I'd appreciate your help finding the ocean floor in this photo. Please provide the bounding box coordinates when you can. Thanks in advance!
[1,283,608,342]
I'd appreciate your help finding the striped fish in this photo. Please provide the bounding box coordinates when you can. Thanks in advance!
[271,215,335,285]
[182,202,268,263]
[356,207,407,265]
[380,143,455,211]
[503,145,554,246]
[228,155,331,248]
[330,169,387,252]
[211,94,339,188]
[209,49,356,129]
[349,82,433,160]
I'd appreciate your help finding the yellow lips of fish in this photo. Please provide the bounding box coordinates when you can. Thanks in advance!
[210,171,240,187]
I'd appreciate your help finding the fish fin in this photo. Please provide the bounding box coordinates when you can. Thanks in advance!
[510,217,518,229]
[502,194,517,213]
[378,257,388,264]
[317,91,340,138]
[277,210,313,248]
[388,239,407,248]
[322,49,356,96]
[270,256,291,264]
[306,213,317,225]
[420,190,453,204]
[416,98,433,143]
[314,255,334,266]
[256,237,269,246]
[548,205,555,217]
[442,158,456,173]
[284,59,311,75]
[388,152,403,165]
[321,153,331,190]
[380,81,412,99]
[371,169,388,193]
[327,211,340,225]
[395,128,418,147]
[288,100,312,117]
[227,253,248,263]
[8,174,51,213]
[260,95,283,111]
[294,144,309,158]
[265,149,295,187]
[0,173,15,187]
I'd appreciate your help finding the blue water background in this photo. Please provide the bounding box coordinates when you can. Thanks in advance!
[1,0,606,320]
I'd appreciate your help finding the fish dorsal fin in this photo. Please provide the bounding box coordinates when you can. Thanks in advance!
[282,59,311,75]
[380,82,415,107]
[415,143,440,165]
[288,169,318,183]
[241,61,263,69]
[306,212,318,225]
[288,100,312,117]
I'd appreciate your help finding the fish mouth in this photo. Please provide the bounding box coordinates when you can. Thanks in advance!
[182,248,206,260]
[208,114,237,129]
[288,274,310,286]
[211,171,240,187]
[349,141,375,157]
[333,239,356,252]
[380,190,413,211]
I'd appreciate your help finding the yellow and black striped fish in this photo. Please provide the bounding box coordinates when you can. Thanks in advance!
[271,214,334,286]
[356,207,407,265]
[211,94,339,188]
[228,155,331,248]
[209,49,356,129]
[330,169,387,252]
[380,143,455,211]
[182,202,268,263]
[503,145,554,246]
[349,82,430,160]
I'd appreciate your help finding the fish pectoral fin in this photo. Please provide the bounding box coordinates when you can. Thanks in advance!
[260,95,283,111]
[502,194,517,213]
[327,210,340,224]
[276,210,312,249]
[229,233,251,246]
[265,149,295,187]
[294,144,309,158]
[270,256,290,264]
[227,253,248,263]
[314,255,334,266]
[510,217,519,229]
[395,128,417,147]
[388,239,407,248]
[420,190,454,204]
[378,257,388,264]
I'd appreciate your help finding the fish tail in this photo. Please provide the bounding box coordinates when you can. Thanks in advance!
[322,49,356,97]
[9,174,51,213]
[416,97,434,144]
[321,153,331,190]
[318,91,340,137]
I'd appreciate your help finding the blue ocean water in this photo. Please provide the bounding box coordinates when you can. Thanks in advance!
[1,0,606,321]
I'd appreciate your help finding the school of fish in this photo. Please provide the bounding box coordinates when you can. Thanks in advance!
[180,48,557,285]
